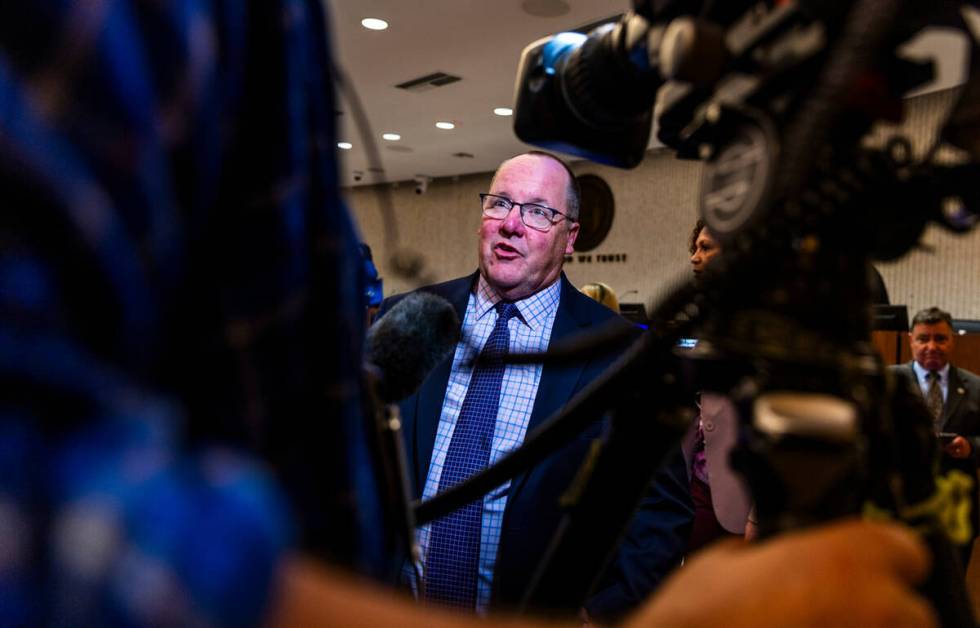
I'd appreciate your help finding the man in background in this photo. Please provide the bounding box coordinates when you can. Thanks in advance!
[892,307,980,567]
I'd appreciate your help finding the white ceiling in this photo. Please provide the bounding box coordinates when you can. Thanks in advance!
[328,1,972,188]
[329,0,620,187]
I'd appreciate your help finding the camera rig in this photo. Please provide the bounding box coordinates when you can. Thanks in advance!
[509,0,980,624]
[415,1,980,626]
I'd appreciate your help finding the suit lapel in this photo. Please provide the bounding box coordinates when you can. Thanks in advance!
[411,273,477,495]
[525,286,587,434]
[943,365,967,427]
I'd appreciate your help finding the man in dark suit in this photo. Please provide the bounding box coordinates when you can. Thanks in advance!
[378,151,691,618]
[891,306,980,566]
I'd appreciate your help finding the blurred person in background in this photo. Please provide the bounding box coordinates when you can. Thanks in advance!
[689,219,721,278]
[580,281,621,313]
[891,306,980,569]
[683,220,755,551]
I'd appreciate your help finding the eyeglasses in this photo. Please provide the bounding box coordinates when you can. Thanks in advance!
[479,193,572,232]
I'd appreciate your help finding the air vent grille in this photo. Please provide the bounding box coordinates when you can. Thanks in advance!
[395,72,462,92]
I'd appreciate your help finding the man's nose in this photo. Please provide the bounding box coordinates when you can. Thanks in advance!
[500,205,525,234]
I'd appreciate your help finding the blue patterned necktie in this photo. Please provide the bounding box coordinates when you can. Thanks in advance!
[424,301,519,610]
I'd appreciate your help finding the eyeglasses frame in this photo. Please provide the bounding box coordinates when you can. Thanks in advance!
[478,193,574,232]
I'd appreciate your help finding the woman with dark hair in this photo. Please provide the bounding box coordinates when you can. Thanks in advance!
[688,219,721,277]
[681,220,755,552]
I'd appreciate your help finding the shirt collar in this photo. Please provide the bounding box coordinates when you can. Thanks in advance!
[912,360,950,384]
[473,274,562,331]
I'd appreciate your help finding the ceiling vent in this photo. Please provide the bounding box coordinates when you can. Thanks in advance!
[395,72,462,92]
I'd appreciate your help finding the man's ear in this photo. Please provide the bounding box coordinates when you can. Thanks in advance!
[564,222,579,255]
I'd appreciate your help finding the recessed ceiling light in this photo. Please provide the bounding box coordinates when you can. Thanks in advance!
[493,107,513,116]
[382,133,401,141]
[337,142,353,150]
[361,18,389,30]
[435,121,455,130]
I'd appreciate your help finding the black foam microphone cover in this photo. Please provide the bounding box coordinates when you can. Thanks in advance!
[366,292,460,402]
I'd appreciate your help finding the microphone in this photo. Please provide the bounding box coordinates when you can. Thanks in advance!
[363,291,459,582]
[366,292,460,402]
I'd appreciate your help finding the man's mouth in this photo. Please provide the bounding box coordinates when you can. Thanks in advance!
[494,242,522,259]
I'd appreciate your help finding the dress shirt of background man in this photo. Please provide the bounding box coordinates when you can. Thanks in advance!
[377,151,692,618]
[891,306,980,565]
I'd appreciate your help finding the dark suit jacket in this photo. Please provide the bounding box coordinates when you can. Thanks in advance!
[379,272,692,616]
[891,361,980,539]
[891,362,980,458]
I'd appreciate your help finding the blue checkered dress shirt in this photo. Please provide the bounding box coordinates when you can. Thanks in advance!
[412,275,561,612]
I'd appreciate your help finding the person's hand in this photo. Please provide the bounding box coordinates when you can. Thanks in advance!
[944,435,973,459]
[743,518,758,542]
[623,519,937,628]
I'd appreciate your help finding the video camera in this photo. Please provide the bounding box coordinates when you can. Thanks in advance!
[515,0,979,253]
[502,1,980,624]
